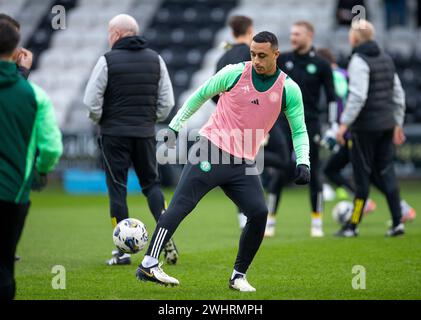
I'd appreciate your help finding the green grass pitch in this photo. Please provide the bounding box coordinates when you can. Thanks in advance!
[15,181,421,300]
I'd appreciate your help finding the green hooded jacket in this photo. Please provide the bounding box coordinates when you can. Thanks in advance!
[0,61,63,204]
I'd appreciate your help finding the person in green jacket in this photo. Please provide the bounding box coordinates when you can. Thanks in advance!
[0,21,63,300]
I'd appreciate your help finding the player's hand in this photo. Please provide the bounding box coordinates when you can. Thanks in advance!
[164,127,178,149]
[336,124,348,146]
[16,48,33,70]
[32,171,48,192]
[294,164,310,185]
[393,126,406,146]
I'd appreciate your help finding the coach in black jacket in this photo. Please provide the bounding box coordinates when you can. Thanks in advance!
[84,14,178,265]
[336,20,406,237]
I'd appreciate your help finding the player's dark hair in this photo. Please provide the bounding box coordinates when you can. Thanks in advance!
[252,31,278,50]
[0,13,20,30]
[316,48,337,64]
[0,20,20,56]
[228,15,253,38]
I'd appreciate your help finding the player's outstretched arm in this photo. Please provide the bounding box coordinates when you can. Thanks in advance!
[168,63,244,133]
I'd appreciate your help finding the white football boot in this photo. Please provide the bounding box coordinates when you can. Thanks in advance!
[311,216,324,237]
[229,274,256,292]
[136,262,180,286]
[264,214,276,237]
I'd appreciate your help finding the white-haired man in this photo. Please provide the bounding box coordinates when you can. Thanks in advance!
[336,20,407,237]
[84,14,178,265]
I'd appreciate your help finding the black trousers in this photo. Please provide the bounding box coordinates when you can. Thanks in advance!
[145,138,268,274]
[99,135,166,225]
[324,138,402,199]
[324,142,356,193]
[307,121,323,213]
[348,129,402,228]
[0,200,30,300]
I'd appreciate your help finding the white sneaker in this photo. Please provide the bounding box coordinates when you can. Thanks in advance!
[264,214,276,237]
[386,223,405,237]
[401,200,416,223]
[311,226,324,237]
[264,225,275,237]
[229,275,256,292]
[311,216,324,237]
[136,262,180,286]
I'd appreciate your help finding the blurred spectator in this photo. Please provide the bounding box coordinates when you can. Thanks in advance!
[213,15,253,104]
[336,0,366,26]
[384,0,407,29]
[216,15,253,73]
[0,14,33,78]
[417,0,421,27]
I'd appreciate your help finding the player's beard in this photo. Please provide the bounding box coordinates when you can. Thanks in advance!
[293,42,309,54]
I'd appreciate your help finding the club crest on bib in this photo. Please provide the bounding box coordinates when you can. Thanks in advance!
[199,161,212,172]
